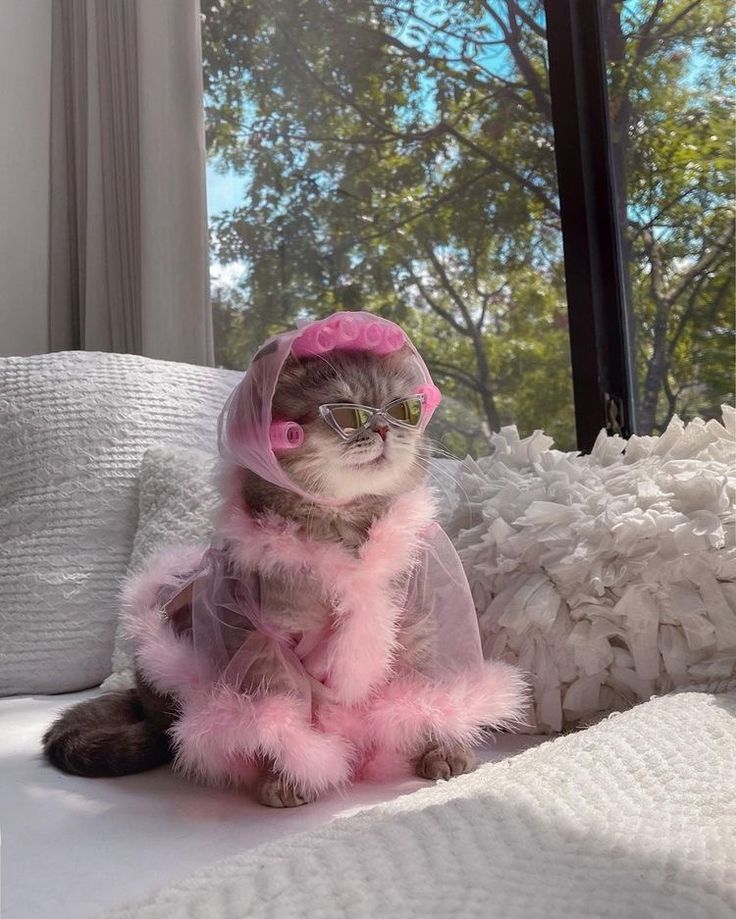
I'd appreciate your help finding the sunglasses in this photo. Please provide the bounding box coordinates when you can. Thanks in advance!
[318,393,426,441]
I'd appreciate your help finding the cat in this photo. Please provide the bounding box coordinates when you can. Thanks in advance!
[43,346,477,806]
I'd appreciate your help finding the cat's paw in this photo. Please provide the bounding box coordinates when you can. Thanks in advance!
[415,745,477,781]
[255,770,318,808]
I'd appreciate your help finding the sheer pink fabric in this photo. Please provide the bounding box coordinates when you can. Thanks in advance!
[217,311,437,503]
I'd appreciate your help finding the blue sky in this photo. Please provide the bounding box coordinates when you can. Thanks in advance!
[204,5,723,263]
[204,2,521,224]
[207,156,246,217]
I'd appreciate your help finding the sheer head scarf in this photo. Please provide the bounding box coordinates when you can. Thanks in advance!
[217,311,441,505]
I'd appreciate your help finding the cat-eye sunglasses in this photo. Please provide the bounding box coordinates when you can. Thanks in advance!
[319,393,427,441]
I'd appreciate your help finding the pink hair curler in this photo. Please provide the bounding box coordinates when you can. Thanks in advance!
[293,324,335,357]
[313,324,337,354]
[330,314,361,346]
[417,383,442,421]
[292,313,407,360]
[375,325,406,355]
[270,421,304,450]
[359,321,383,351]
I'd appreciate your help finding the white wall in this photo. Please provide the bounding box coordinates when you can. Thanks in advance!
[0,0,52,357]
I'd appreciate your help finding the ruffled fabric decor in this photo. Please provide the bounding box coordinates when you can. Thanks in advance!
[446,407,736,732]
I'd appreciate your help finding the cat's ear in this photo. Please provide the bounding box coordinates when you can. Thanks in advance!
[251,339,279,363]
[276,354,304,385]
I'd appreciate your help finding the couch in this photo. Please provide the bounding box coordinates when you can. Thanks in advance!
[1,352,734,919]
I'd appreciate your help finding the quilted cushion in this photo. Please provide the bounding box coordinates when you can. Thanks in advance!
[0,351,241,695]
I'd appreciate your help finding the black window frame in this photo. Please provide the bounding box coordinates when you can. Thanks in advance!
[543,0,637,451]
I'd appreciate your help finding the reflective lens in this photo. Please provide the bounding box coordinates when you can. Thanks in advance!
[329,406,372,433]
[385,397,423,427]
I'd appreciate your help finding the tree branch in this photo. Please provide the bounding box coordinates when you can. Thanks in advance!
[652,0,707,43]
[483,2,551,119]
[666,224,734,306]
[444,125,560,216]
[423,243,501,430]
[406,271,469,336]
[429,359,483,389]
[506,0,546,40]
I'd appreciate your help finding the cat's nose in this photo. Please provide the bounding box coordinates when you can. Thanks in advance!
[375,424,389,441]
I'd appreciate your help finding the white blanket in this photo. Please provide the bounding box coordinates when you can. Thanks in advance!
[103,690,736,919]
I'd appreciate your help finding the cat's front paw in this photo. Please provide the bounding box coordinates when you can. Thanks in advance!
[255,770,319,808]
[415,744,477,781]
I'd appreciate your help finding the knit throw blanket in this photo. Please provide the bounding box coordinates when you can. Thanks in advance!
[101,690,736,919]
[446,407,736,732]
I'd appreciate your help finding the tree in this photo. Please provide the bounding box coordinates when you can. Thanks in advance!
[605,0,734,432]
[203,0,734,454]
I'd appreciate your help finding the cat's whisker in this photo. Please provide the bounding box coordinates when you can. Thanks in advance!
[424,460,474,523]
[424,466,459,515]
[425,436,474,506]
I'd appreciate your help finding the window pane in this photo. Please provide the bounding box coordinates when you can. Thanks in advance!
[605,1,735,434]
[203,0,574,455]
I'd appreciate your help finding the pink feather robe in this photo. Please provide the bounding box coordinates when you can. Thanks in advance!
[123,314,527,796]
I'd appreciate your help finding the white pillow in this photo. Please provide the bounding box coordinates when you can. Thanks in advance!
[0,351,241,695]
[102,445,219,691]
[448,408,736,733]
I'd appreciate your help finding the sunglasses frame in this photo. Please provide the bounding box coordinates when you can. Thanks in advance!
[318,393,427,442]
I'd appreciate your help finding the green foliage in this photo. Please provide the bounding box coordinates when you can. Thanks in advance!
[609,0,735,431]
[202,0,734,454]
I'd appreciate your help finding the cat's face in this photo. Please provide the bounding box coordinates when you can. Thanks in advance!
[271,348,429,500]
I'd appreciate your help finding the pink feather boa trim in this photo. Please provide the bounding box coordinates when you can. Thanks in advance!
[163,659,528,793]
[170,688,356,793]
[121,545,207,696]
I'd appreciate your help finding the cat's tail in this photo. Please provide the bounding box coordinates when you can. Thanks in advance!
[42,690,174,777]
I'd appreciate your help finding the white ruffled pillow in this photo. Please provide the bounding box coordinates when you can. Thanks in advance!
[448,407,736,732]
[0,352,240,695]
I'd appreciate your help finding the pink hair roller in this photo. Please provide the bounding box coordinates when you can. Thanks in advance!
[417,383,442,421]
[313,325,337,353]
[292,322,333,358]
[293,324,334,357]
[359,321,384,350]
[330,315,361,346]
[375,326,406,355]
[270,421,304,450]
[291,313,405,359]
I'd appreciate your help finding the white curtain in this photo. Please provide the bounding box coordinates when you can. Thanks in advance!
[48,0,213,366]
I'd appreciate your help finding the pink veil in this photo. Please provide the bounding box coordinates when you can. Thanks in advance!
[217,311,439,505]
[135,311,525,789]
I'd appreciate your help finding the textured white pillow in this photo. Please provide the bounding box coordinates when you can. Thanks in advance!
[0,352,241,695]
[102,445,220,691]
[448,408,736,733]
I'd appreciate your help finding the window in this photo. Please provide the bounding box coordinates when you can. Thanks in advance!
[605,0,735,434]
[202,0,574,456]
[202,0,734,453]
